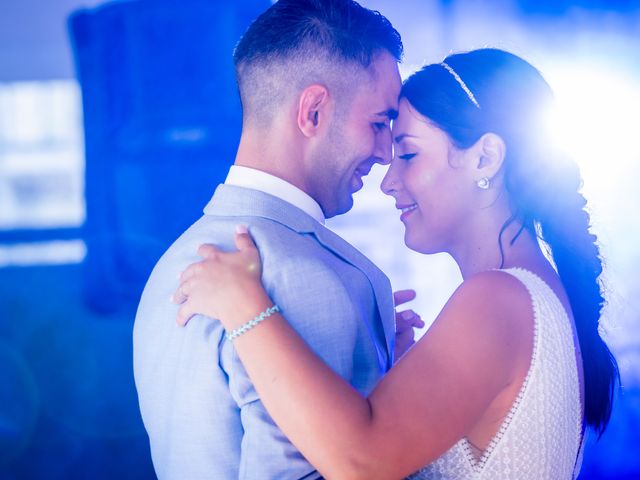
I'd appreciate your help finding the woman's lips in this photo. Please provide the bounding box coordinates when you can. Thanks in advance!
[398,203,417,221]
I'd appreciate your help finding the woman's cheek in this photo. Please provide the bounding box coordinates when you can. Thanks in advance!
[410,167,436,201]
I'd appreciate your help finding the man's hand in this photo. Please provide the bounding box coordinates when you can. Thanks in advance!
[393,289,424,361]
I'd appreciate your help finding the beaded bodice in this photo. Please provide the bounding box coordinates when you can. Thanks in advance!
[408,268,584,480]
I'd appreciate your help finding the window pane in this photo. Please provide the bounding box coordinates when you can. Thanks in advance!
[0,80,85,230]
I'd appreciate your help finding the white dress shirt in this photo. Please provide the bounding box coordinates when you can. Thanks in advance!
[224,165,325,224]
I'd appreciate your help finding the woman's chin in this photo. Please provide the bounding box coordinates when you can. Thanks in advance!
[403,233,440,255]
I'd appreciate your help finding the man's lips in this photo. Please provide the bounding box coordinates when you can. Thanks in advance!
[354,163,373,178]
[350,163,375,193]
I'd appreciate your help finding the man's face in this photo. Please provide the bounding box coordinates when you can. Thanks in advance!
[306,52,402,218]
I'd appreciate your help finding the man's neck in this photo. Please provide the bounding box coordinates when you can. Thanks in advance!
[225,165,325,224]
[234,130,309,194]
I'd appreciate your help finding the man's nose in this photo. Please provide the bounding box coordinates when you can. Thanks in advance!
[374,128,393,165]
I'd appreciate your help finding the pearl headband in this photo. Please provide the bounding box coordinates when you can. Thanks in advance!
[440,62,481,109]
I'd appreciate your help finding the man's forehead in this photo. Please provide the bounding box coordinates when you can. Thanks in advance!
[351,53,401,115]
[351,83,398,117]
[372,57,402,113]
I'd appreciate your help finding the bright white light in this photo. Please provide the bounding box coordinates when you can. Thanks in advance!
[545,64,640,192]
[0,240,86,267]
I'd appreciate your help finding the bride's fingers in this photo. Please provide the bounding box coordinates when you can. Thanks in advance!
[179,262,201,283]
[197,243,220,259]
[234,225,258,253]
[393,289,416,307]
[177,302,195,327]
[171,279,192,304]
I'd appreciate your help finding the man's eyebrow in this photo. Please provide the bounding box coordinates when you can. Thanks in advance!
[376,109,399,120]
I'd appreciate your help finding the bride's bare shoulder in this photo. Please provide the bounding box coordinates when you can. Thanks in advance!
[448,269,532,317]
[426,269,534,356]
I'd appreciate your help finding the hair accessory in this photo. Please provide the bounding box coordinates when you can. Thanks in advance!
[440,62,481,109]
[476,177,490,189]
[225,304,280,341]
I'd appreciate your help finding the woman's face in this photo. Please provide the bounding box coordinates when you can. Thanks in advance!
[381,98,477,254]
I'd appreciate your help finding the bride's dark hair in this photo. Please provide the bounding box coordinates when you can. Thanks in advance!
[401,48,618,436]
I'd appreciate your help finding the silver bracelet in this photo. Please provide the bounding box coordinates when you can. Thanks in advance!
[225,304,280,341]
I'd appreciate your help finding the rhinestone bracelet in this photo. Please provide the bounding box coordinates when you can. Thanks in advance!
[225,304,280,341]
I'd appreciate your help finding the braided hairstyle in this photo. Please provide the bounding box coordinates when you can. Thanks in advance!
[401,48,618,436]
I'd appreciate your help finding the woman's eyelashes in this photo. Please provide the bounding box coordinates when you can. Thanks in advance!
[398,153,417,161]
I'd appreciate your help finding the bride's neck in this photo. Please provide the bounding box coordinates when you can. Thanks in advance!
[453,220,544,280]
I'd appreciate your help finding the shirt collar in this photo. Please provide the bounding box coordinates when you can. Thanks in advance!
[224,165,325,224]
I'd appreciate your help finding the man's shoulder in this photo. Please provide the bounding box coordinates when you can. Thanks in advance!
[142,215,308,295]
[167,214,305,264]
[137,213,345,327]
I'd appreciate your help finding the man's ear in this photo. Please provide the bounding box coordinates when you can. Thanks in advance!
[297,84,330,137]
[473,132,506,181]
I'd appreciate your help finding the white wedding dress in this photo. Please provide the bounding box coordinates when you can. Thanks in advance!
[408,268,585,480]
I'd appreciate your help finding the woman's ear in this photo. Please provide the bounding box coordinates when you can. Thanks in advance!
[297,84,330,137]
[474,132,506,181]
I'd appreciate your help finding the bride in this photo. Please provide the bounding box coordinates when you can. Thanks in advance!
[172,48,618,479]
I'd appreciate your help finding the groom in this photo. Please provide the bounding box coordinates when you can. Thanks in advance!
[133,0,403,478]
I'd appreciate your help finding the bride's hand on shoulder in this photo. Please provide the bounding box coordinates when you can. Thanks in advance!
[393,289,425,361]
[172,225,272,329]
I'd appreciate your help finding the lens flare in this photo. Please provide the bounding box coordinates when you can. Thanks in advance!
[545,64,640,192]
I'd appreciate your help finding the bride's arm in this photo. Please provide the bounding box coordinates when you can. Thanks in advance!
[175,231,531,480]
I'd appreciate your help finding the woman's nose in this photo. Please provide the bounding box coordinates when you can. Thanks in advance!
[380,162,399,196]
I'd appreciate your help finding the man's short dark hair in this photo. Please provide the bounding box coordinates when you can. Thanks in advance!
[233,0,403,127]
